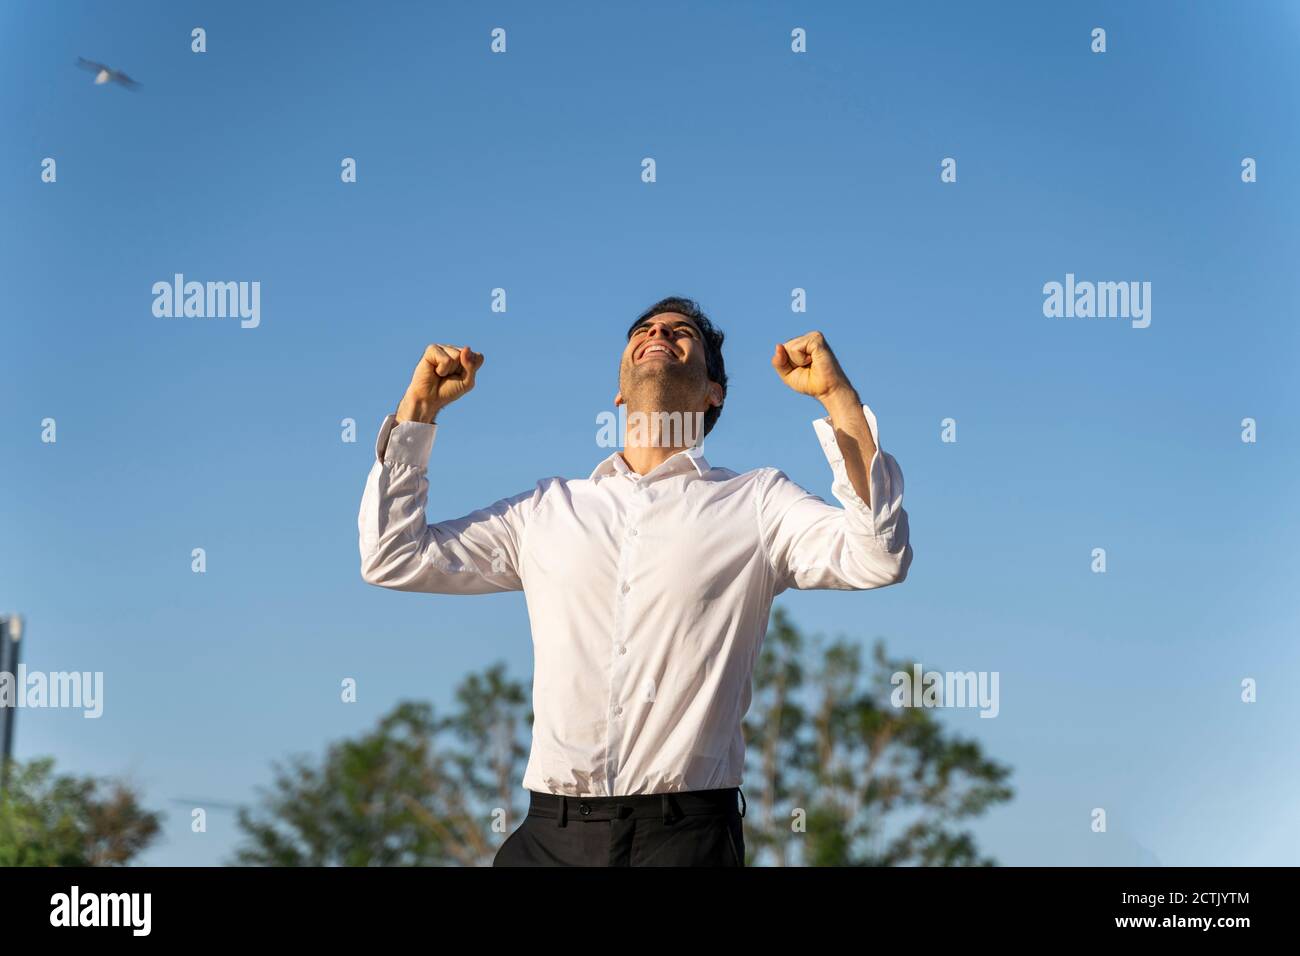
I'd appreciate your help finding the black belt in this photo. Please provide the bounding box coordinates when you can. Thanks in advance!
[526,787,747,827]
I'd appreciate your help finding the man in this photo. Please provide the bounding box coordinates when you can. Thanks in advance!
[358,296,912,866]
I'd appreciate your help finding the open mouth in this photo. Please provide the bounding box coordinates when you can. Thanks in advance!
[637,342,677,363]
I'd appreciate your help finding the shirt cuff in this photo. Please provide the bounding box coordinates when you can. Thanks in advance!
[375,413,438,466]
[810,402,893,529]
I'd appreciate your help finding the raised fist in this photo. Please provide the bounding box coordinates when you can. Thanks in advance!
[395,344,484,423]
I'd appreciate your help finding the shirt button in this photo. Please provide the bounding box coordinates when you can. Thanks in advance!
[622,582,630,593]
[614,705,623,716]
[630,528,638,536]
[618,645,627,655]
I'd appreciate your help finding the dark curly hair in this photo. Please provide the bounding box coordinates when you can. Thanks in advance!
[626,296,728,436]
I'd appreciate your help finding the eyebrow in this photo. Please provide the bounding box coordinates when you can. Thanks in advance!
[628,319,700,338]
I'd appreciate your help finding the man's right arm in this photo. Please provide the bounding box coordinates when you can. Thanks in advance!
[358,414,534,593]
[358,343,533,594]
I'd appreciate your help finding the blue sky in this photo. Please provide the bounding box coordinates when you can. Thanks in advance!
[2,0,1297,866]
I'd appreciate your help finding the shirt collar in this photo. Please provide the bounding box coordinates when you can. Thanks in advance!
[588,444,710,482]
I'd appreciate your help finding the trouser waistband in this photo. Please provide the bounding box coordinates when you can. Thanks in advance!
[526,787,747,826]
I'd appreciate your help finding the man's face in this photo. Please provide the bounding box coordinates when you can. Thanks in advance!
[616,313,718,412]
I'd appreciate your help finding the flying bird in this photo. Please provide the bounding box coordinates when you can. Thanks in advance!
[76,57,140,90]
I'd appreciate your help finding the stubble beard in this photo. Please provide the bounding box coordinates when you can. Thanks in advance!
[621,361,707,448]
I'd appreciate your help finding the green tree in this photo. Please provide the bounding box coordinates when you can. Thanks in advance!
[0,757,162,866]
[744,607,1014,865]
[233,612,1012,866]
[232,663,529,866]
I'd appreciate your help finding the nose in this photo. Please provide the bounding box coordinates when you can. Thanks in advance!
[634,321,673,357]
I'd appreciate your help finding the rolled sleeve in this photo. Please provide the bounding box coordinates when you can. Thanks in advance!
[374,413,438,467]
[759,402,912,593]
[810,402,906,546]
[359,415,535,594]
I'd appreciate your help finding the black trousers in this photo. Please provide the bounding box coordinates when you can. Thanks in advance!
[492,787,748,867]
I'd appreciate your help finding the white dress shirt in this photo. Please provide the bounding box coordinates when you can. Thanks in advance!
[358,404,911,797]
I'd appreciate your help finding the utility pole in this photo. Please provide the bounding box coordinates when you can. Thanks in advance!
[0,614,22,797]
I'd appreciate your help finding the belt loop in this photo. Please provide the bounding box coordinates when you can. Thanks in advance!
[660,794,671,825]
[557,794,567,828]
[737,788,747,818]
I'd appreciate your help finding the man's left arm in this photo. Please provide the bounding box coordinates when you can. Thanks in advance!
[762,331,912,592]
[817,387,878,507]
[773,331,879,505]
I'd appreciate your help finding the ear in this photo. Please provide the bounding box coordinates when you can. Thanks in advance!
[707,383,723,408]
[614,390,624,406]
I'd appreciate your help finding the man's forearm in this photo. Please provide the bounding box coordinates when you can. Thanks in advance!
[396,395,443,424]
[819,384,877,508]
[387,394,446,459]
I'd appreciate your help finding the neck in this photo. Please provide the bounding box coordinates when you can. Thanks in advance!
[618,404,704,475]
